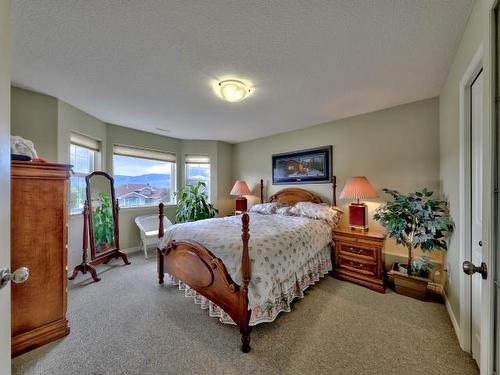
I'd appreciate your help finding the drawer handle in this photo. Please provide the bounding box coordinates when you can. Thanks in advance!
[349,261,363,269]
[349,247,363,254]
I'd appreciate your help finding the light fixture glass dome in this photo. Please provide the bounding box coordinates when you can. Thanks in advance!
[218,79,251,102]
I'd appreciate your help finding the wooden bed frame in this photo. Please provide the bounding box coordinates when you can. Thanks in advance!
[157,177,337,352]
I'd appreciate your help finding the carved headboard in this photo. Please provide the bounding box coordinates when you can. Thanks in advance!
[269,188,323,206]
[259,176,337,206]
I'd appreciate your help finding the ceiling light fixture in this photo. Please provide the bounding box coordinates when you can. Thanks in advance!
[217,79,252,103]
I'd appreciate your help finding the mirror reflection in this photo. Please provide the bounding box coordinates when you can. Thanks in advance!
[88,174,115,253]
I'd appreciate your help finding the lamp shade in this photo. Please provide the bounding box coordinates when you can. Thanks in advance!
[339,176,378,201]
[230,180,251,196]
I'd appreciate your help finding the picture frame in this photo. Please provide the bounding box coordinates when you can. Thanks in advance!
[272,146,332,185]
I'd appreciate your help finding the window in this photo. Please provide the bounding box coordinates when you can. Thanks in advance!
[185,155,210,199]
[113,145,176,208]
[70,133,100,214]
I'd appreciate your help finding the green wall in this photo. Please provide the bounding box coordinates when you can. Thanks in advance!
[11,87,58,162]
[10,87,234,269]
[233,97,441,263]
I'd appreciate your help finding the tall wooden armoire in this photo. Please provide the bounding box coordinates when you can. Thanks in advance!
[10,161,71,356]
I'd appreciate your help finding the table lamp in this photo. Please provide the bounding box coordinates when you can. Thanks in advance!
[339,176,378,230]
[230,180,251,212]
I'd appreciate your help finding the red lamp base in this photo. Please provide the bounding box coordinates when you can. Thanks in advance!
[348,203,368,230]
[235,196,248,212]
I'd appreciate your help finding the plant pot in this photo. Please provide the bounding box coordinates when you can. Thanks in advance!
[389,263,429,301]
[397,263,408,274]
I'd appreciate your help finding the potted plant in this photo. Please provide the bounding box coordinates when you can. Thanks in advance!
[411,256,435,278]
[374,188,454,300]
[175,181,218,223]
[93,192,115,252]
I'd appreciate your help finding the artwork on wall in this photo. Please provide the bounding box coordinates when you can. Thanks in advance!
[272,146,332,185]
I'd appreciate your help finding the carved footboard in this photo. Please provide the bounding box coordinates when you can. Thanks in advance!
[157,204,252,352]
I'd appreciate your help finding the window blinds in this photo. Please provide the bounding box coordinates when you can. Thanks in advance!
[113,144,176,163]
[185,155,210,164]
[70,132,101,151]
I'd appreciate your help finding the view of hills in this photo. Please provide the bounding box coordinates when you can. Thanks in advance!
[114,174,170,187]
[114,167,208,188]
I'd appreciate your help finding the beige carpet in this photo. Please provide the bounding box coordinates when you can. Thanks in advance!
[12,253,478,375]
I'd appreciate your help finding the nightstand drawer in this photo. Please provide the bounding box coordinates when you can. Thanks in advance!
[338,255,376,276]
[333,233,380,247]
[337,242,376,260]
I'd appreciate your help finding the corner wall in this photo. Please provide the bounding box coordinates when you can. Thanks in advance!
[217,141,234,216]
[59,102,110,269]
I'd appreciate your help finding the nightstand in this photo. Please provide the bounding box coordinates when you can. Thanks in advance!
[332,227,386,293]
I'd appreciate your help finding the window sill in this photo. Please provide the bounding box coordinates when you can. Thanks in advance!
[119,204,177,211]
[69,204,176,216]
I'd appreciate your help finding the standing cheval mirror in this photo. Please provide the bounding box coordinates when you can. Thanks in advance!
[69,171,130,282]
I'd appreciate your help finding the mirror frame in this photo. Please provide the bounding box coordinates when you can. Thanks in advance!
[85,171,120,260]
[69,171,130,283]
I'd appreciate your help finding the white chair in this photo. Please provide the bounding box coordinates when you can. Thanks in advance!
[135,215,172,259]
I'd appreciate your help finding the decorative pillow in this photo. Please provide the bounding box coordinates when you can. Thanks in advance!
[249,202,280,215]
[289,202,343,226]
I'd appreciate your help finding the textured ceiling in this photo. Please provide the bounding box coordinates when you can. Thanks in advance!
[12,0,474,143]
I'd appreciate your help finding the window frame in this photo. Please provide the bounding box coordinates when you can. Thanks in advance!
[184,155,211,202]
[69,142,100,215]
[112,144,177,209]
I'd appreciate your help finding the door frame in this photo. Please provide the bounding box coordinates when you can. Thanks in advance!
[458,43,483,355]
[458,22,496,374]
[493,4,500,373]
[0,0,10,373]
[469,67,484,364]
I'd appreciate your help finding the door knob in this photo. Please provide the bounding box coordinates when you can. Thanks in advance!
[0,267,29,288]
[462,261,487,280]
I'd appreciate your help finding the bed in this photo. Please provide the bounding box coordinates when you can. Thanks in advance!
[157,178,338,352]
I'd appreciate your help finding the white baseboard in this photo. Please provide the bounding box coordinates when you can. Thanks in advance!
[122,246,140,255]
[443,291,463,349]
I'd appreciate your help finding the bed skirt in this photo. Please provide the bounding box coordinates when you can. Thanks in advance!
[168,246,333,326]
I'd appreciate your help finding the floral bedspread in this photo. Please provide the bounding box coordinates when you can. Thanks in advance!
[158,212,332,311]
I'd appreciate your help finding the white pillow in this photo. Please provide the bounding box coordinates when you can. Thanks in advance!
[289,202,343,226]
[275,206,293,216]
[249,202,280,215]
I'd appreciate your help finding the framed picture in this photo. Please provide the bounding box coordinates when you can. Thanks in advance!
[272,146,332,185]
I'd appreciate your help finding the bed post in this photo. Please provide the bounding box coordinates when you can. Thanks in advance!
[260,179,264,204]
[239,213,252,352]
[157,203,165,284]
[332,176,337,206]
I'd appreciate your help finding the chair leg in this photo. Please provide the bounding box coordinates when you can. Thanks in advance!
[143,241,148,259]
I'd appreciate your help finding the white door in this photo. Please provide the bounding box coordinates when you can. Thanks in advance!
[470,69,483,367]
[0,1,10,373]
